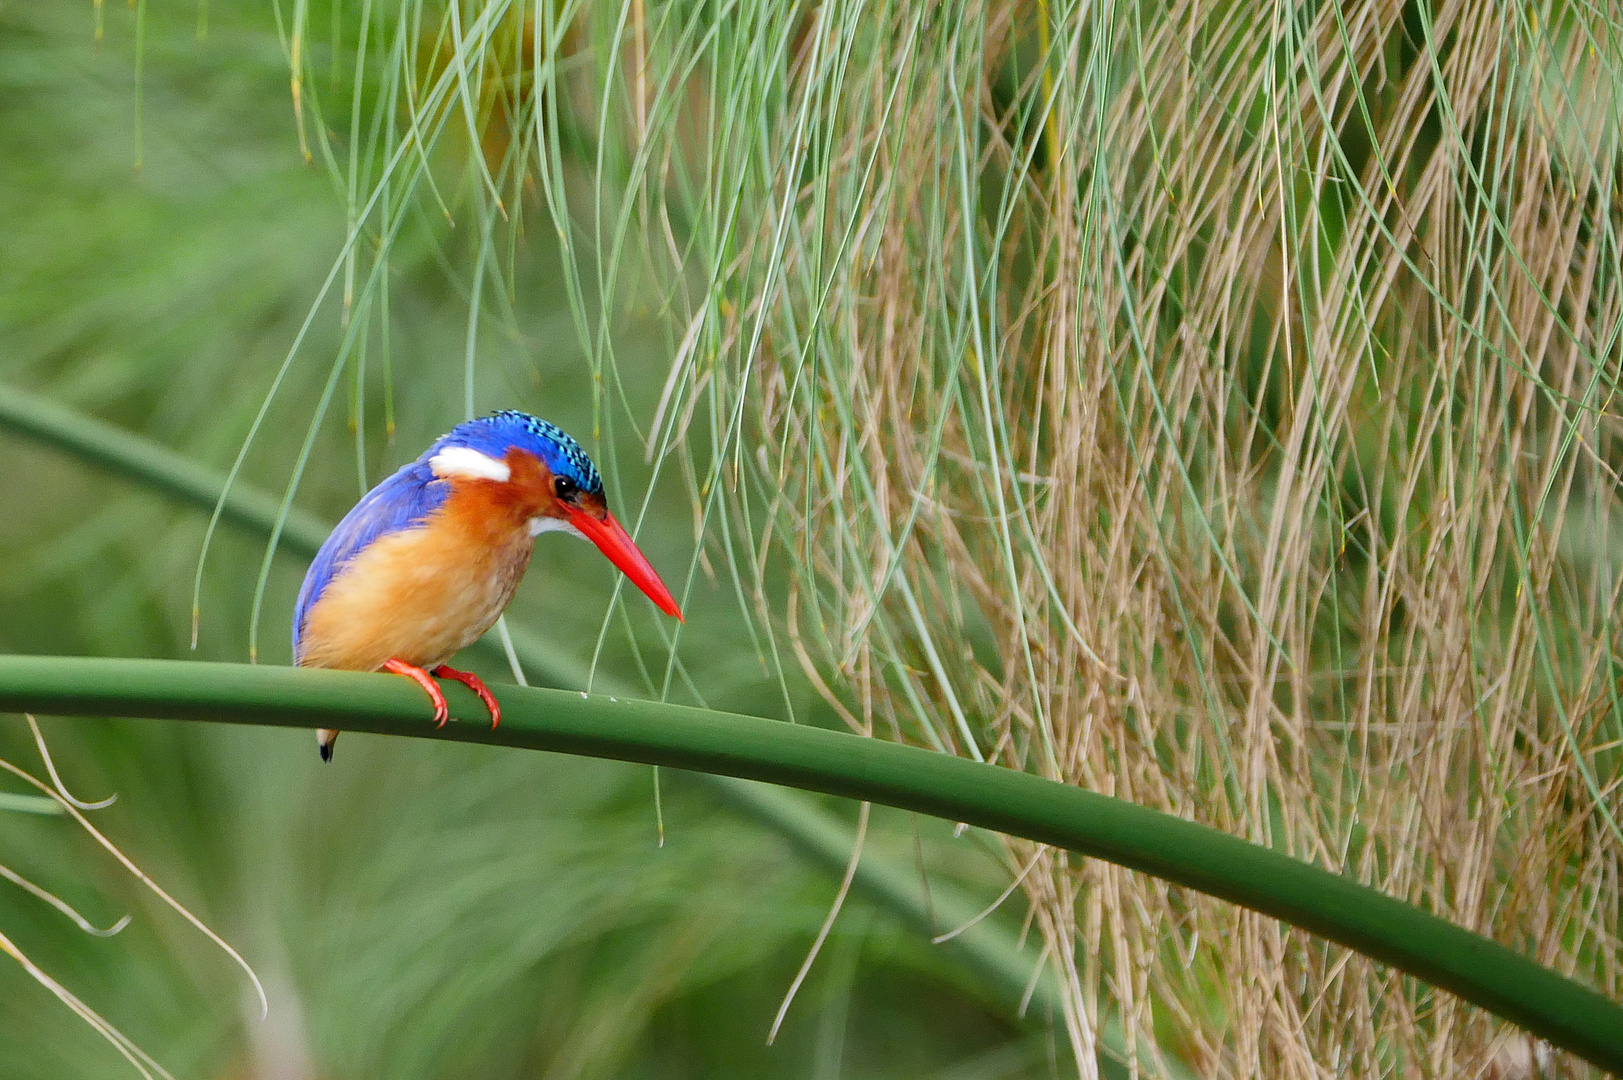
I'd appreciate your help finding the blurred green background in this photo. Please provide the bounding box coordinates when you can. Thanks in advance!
[0,4,1053,1078]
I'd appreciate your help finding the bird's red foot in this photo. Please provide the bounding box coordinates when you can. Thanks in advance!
[431,665,501,730]
[383,658,450,727]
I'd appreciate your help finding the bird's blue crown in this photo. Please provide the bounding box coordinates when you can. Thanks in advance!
[430,410,603,495]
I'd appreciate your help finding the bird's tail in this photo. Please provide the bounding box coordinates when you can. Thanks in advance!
[317,729,338,762]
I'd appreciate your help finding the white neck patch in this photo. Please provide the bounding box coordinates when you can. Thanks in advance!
[429,446,511,483]
[529,516,587,541]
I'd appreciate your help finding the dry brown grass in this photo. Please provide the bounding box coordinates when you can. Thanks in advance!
[619,1,1623,1075]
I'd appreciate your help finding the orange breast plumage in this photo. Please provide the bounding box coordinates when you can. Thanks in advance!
[296,486,534,673]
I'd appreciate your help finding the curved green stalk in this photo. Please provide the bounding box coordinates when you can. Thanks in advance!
[0,654,1619,1073]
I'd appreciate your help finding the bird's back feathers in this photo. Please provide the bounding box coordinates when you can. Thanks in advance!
[292,460,449,663]
[294,493,533,672]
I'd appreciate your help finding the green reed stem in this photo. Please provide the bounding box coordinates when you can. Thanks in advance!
[0,654,1618,1073]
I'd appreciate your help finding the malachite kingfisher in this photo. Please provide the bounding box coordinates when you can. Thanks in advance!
[293,410,682,761]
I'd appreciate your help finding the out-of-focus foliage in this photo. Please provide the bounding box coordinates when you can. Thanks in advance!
[638,3,1623,1078]
[0,4,1051,1079]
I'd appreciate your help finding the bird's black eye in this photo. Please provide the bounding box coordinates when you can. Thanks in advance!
[553,476,579,501]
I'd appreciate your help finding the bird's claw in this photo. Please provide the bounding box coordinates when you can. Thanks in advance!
[383,658,451,727]
[380,659,500,730]
[431,665,502,730]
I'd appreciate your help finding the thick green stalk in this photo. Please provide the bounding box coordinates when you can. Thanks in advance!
[1,655,1619,1073]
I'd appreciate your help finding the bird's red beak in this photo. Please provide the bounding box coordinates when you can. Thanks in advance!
[567,509,684,621]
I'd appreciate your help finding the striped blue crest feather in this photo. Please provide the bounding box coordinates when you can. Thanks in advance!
[443,411,603,496]
[292,411,600,660]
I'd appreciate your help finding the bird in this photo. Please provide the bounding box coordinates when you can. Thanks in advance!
[292,409,682,761]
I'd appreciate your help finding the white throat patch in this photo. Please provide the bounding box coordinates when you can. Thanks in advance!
[429,446,511,483]
[529,517,587,541]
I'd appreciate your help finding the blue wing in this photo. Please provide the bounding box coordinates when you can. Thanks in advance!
[292,460,449,662]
